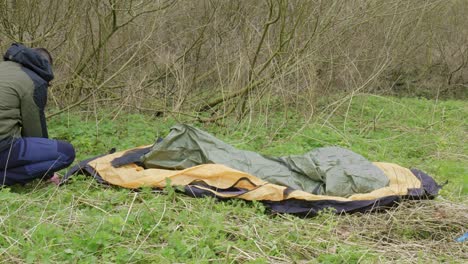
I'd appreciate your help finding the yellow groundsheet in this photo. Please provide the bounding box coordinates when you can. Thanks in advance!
[88,147,422,202]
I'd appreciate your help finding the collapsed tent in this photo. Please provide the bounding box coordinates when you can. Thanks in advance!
[63,124,442,216]
[141,125,390,197]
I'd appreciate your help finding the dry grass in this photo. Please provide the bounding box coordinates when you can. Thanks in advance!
[337,200,468,262]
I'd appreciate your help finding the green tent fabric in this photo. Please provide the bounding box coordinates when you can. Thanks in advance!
[142,124,389,197]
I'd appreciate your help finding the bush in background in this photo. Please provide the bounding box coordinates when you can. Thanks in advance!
[0,0,466,120]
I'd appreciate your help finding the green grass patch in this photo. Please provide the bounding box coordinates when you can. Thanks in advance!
[1,95,465,262]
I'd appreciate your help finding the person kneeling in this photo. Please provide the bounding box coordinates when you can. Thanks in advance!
[0,43,75,185]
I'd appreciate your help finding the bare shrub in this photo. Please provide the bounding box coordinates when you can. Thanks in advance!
[0,0,466,122]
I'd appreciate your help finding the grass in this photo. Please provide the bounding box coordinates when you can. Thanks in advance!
[0,95,466,263]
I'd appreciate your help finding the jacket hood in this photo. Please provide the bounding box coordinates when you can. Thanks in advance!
[3,43,54,82]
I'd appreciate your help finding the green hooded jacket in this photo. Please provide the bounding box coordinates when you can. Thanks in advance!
[0,43,54,152]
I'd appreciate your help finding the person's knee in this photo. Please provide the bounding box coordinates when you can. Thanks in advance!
[57,140,75,166]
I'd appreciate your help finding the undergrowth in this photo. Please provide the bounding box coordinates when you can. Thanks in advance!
[0,95,466,263]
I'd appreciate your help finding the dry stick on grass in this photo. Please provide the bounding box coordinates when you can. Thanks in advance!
[128,201,167,261]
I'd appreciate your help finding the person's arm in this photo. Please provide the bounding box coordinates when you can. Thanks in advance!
[20,84,48,138]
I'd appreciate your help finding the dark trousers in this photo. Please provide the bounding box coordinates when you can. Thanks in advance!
[0,137,75,186]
